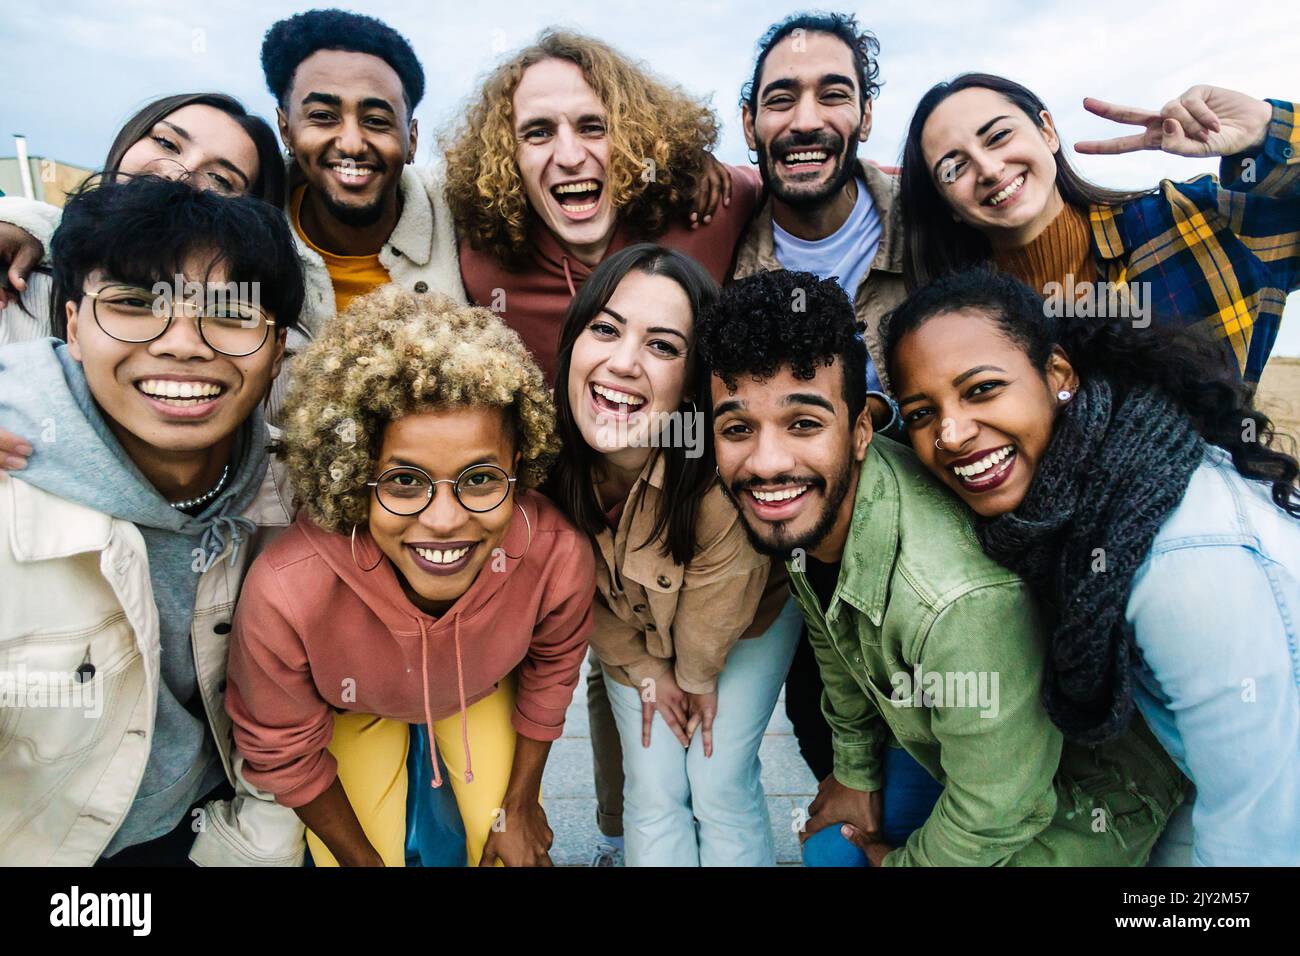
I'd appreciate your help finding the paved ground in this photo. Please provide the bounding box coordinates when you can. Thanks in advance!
[541,656,818,866]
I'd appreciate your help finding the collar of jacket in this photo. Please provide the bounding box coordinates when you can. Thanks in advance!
[283,162,435,267]
[808,439,898,628]
[735,158,905,280]
[7,424,294,563]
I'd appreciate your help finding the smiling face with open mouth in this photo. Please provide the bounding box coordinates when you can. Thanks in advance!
[891,307,1078,518]
[921,86,1065,249]
[745,30,869,209]
[66,262,285,467]
[711,361,868,561]
[367,406,521,616]
[513,58,617,267]
[281,49,415,231]
[565,269,693,468]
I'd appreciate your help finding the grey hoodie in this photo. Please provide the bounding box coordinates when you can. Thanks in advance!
[0,337,269,856]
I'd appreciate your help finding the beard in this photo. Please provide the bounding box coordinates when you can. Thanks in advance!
[319,190,388,228]
[755,126,862,210]
[721,459,855,560]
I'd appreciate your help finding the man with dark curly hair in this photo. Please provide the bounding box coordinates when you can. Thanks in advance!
[698,269,1184,867]
[259,9,465,414]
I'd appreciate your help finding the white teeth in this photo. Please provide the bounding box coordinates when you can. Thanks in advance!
[987,175,1025,206]
[333,165,372,181]
[138,379,223,402]
[952,446,1014,478]
[554,181,599,194]
[751,486,809,503]
[414,546,470,565]
[593,384,645,407]
[785,151,828,163]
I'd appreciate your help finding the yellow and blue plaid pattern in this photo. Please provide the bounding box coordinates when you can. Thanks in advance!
[1089,99,1300,384]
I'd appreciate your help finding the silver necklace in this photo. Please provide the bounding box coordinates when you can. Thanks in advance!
[169,464,230,511]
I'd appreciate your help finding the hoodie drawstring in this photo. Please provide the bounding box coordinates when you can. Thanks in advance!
[561,255,577,297]
[418,617,474,788]
[198,514,257,572]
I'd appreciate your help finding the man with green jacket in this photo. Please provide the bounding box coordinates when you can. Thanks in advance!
[698,268,1184,866]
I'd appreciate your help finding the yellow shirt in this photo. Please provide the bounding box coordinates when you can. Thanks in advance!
[290,185,391,314]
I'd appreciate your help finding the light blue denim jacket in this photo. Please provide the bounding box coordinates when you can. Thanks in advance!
[1127,445,1300,866]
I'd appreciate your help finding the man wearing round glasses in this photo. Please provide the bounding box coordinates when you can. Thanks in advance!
[0,176,310,866]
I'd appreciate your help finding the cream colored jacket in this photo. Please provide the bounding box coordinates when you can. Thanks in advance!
[0,448,306,866]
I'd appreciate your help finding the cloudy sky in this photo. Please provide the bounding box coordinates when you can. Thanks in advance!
[4,0,1298,349]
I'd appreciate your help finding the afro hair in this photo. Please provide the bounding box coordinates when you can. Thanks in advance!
[261,8,425,112]
[697,269,868,427]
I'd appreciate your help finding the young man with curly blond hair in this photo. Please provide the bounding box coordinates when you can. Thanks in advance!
[444,28,757,383]
[225,286,595,867]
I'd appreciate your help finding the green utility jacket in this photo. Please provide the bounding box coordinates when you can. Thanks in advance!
[789,438,1185,866]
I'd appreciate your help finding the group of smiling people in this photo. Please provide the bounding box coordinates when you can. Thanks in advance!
[0,7,1297,869]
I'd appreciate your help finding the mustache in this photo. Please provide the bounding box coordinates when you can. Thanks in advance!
[768,131,845,158]
[725,475,826,499]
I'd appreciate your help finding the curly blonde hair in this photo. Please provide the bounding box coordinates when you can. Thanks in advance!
[442,28,719,266]
[282,285,559,533]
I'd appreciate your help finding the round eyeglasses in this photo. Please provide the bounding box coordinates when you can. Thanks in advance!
[365,463,517,516]
[84,284,275,357]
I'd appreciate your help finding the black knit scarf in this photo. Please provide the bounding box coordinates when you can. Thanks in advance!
[977,376,1205,744]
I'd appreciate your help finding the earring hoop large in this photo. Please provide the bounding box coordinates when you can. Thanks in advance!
[501,500,533,561]
[351,524,384,572]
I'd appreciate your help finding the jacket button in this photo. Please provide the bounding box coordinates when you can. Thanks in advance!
[656,575,671,588]
[213,622,232,635]
[414,281,429,293]
[632,604,646,613]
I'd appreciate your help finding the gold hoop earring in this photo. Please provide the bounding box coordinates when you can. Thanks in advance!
[351,524,383,572]
[501,500,533,561]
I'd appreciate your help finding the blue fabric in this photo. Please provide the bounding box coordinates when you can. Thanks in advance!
[1126,446,1300,866]
[772,176,885,392]
[404,724,468,867]
[802,744,942,867]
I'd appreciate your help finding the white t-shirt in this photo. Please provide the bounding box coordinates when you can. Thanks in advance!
[773,177,885,391]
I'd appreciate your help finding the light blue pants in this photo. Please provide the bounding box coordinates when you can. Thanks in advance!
[605,597,803,866]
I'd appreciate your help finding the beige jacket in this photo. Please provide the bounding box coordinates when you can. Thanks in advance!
[732,159,907,391]
[588,455,787,695]
[0,447,305,866]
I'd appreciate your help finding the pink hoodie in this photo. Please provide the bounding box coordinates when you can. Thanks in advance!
[225,489,594,808]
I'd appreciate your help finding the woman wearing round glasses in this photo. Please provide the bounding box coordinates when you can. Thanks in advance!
[224,285,595,867]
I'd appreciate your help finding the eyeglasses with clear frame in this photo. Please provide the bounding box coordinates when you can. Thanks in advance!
[83,283,275,357]
[365,463,518,516]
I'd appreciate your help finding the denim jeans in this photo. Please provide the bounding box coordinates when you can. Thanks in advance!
[604,597,803,866]
[802,744,943,867]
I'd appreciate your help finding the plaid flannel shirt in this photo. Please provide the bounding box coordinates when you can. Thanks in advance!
[1089,98,1300,384]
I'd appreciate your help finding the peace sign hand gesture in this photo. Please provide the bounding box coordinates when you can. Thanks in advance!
[1075,85,1273,159]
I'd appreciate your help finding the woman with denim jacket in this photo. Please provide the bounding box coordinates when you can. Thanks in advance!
[885,267,1300,866]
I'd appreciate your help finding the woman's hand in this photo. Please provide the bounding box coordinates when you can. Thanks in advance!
[1075,85,1273,159]
[642,667,691,747]
[479,797,555,867]
[689,154,733,229]
[684,688,719,757]
[293,777,385,867]
[0,223,43,311]
[0,428,33,472]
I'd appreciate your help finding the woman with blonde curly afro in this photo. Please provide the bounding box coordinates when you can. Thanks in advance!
[444,28,763,383]
[224,285,594,867]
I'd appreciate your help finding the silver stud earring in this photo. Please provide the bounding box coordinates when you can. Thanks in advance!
[1058,389,1072,402]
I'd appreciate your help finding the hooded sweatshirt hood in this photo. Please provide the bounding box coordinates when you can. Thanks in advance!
[0,337,270,853]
